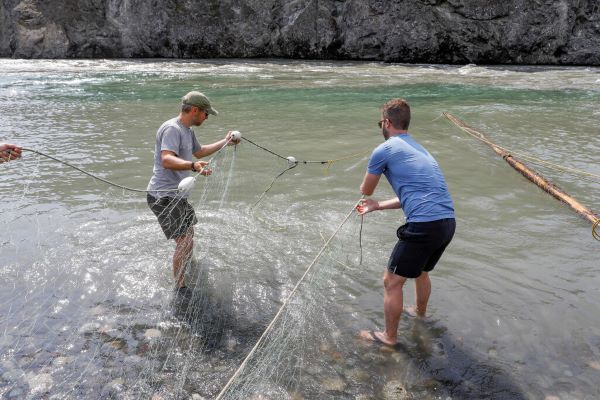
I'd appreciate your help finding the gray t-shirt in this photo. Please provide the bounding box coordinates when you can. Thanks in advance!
[147,117,201,198]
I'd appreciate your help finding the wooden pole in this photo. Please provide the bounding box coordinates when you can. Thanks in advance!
[443,112,599,225]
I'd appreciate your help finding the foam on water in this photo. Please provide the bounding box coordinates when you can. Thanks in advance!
[1,59,599,91]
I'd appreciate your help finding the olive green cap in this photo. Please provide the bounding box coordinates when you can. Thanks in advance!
[181,91,218,116]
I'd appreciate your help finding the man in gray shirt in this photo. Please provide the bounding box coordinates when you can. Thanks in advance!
[147,91,238,289]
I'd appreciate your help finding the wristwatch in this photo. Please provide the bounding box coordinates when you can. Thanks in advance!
[190,161,197,172]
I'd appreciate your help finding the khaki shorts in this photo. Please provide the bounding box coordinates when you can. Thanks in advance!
[147,194,197,239]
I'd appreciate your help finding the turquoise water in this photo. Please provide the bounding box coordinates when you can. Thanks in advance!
[1,59,599,399]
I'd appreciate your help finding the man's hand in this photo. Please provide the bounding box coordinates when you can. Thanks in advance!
[356,198,379,215]
[194,160,212,176]
[226,131,241,146]
[0,143,22,163]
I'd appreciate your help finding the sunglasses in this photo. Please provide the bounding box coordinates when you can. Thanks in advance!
[195,107,208,117]
[378,119,389,128]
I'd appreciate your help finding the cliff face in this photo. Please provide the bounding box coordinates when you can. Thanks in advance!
[1,0,599,64]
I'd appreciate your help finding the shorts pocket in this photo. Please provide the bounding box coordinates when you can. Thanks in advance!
[396,224,408,240]
[397,223,428,242]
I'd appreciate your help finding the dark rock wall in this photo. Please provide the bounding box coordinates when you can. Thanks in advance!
[1,0,599,64]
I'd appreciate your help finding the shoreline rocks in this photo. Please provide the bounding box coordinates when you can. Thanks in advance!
[1,0,598,65]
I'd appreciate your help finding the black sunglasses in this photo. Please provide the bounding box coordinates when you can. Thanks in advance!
[195,107,208,117]
[378,119,389,128]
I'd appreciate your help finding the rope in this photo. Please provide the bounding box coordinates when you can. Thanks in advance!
[442,113,600,183]
[444,113,600,240]
[22,147,155,193]
[593,218,600,242]
[21,140,235,194]
[359,214,364,265]
[242,135,370,167]
[241,137,287,161]
[215,197,363,400]
[251,162,298,209]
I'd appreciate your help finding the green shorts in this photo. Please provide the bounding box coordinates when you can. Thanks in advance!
[147,194,197,239]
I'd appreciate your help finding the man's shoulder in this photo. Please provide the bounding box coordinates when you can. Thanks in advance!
[159,117,181,130]
[158,117,187,136]
[373,138,402,154]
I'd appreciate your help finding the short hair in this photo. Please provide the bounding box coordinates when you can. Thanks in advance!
[382,99,411,130]
[181,103,194,113]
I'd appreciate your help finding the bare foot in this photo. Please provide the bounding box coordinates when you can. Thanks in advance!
[404,305,426,319]
[359,330,397,346]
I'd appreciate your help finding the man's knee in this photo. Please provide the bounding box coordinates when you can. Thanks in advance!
[175,235,193,251]
[383,272,407,291]
[415,271,429,282]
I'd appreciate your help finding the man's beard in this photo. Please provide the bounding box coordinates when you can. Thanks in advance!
[382,126,390,140]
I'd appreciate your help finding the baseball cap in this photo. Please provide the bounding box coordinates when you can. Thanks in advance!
[181,91,218,116]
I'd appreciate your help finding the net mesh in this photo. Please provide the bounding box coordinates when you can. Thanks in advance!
[1,141,372,399]
[1,138,525,400]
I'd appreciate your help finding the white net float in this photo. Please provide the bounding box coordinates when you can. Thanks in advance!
[230,130,242,141]
[178,176,196,192]
[286,156,297,165]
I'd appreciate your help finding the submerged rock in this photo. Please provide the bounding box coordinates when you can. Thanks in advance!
[78,322,101,334]
[52,356,74,367]
[2,368,23,382]
[382,380,410,400]
[25,372,53,396]
[144,328,162,339]
[321,376,346,392]
[109,338,127,350]
[226,338,238,352]
[290,392,304,400]
[588,360,600,370]
[6,387,24,399]
[391,352,404,364]
[346,368,370,383]
[101,378,125,398]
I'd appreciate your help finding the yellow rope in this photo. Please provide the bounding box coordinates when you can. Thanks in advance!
[593,218,600,242]
[327,150,371,163]
[443,113,600,182]
[320,150,370,175]
[444,112,600,241]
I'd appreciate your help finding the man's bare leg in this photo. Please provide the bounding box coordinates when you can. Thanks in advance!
[360,271,407,346]
[404,271,431,318]
[173,228,194,288]
[414,271,431,317]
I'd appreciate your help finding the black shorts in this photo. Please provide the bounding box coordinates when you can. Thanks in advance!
[147,194,198,239]
[388,218,456,278]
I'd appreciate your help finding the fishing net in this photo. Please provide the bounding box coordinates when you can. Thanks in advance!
[1,134,387,400]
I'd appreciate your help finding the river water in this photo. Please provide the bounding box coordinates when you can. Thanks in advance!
[1,59,599,399]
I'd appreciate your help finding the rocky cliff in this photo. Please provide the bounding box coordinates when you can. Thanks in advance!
[1,0,599,64]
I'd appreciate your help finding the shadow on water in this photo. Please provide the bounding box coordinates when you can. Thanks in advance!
[167,272,528,398]
[171,260,268,353]
[359,318,530,400]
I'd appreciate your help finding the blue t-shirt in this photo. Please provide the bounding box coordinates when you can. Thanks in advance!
[367,134,455,222]
[147,117,202,198]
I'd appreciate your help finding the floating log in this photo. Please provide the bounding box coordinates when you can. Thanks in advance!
[443,112,599,226]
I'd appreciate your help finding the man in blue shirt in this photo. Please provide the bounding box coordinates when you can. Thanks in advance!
[357,98,455,347]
